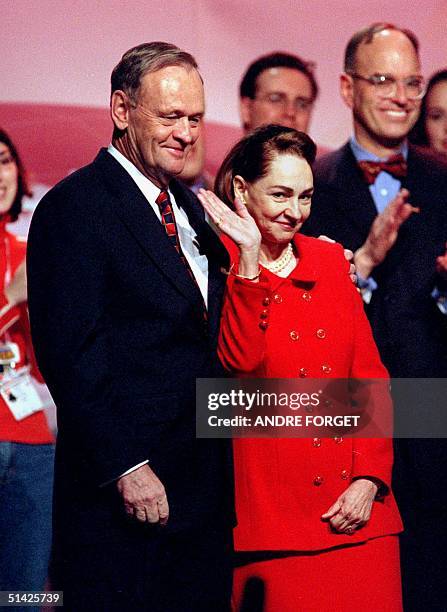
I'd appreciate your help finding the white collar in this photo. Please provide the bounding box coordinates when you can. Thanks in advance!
[107,144,171,204]
[106,145,209,305]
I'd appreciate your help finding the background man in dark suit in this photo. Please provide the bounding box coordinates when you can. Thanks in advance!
[302,23,447,611]
[27,42,233,612]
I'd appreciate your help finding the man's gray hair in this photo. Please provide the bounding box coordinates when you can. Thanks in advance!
[111,41,199,103]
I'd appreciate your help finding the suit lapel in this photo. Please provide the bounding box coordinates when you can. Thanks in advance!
[390,146,435,263]
[94,149,202,305]
[331,144,378,236]
[402,146,430,206]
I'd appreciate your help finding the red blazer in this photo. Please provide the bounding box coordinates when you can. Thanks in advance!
[219,233,402,551]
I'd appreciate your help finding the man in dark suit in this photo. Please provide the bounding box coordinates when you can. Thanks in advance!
[302,23,447,611]
[27,42,233,612]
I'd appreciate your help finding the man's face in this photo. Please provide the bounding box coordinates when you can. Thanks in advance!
[240,67,314,133]
[112,65,205,187]
[178,130,206,184]
[341,29,422,156]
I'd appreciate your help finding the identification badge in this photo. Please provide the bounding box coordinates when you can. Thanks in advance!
[1,369,44,420]
[0,342,20,366]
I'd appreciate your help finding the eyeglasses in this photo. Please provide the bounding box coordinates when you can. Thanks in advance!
[347,72,426,100]
[254,92,314,112]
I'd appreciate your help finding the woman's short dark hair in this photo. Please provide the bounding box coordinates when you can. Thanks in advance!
[409,69,447,147]
[215,125,316,207]
[0,129,31,222]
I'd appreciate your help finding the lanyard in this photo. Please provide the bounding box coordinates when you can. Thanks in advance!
[2,234,13,344]
[3,234,12,286]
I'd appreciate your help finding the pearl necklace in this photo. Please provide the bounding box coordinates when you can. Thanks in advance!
[260,243,295,274]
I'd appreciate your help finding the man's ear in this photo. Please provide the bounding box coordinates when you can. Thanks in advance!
[239,97,253,131]
[111,90,130,131]
[340,73,354,110]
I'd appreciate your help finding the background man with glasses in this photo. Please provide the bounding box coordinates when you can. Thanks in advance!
[180,53,320,195]
[303,22,447,611]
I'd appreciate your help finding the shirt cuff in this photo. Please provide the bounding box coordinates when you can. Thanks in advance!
[356,274,378,305]
[119,460,149,478]
[431,287,447,315]
[99,459,149,487]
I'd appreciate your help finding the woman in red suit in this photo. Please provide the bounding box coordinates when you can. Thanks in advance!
[198,125,403,612]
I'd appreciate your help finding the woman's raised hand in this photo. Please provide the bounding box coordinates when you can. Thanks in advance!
[197,189,261,254]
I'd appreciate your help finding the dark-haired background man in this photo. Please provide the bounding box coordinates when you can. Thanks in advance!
[27,42,233,612]
[303,23,447,611]
[239,52,318,135]
[179,52,320,196]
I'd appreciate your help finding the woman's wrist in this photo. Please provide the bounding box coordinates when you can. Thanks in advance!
[354,476,387,498]
[239,244,260,258]
[237,247,261,280]
[230,266,261,281]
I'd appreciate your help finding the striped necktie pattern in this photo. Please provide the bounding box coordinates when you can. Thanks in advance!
[156,189,207,320]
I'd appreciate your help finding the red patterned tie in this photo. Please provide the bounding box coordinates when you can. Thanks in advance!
[357,154,407,185]
[156,189,184,253]
[156,189,207,318]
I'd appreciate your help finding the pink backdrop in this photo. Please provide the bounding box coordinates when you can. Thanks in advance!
[2,1,447,186]
[0,103,241,186]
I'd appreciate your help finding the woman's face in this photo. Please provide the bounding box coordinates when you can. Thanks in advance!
[0,142,18,215]
[425,80,447,156]
[242,153,313,247]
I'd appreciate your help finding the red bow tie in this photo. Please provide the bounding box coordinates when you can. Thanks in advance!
[357,154,407,185]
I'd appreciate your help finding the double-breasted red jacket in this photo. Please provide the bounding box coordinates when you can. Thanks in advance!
[219,233,403,552]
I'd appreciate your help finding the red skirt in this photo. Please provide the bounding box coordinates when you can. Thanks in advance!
[232,535,402,612]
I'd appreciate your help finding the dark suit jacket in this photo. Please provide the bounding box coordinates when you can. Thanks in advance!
[302,145,447,612]
[27,150,234,564]
[302,142,447,378]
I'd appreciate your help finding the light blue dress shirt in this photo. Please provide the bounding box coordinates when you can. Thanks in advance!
[349,136,407,213]
[349,137,408,300]
[349,137,446,313]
